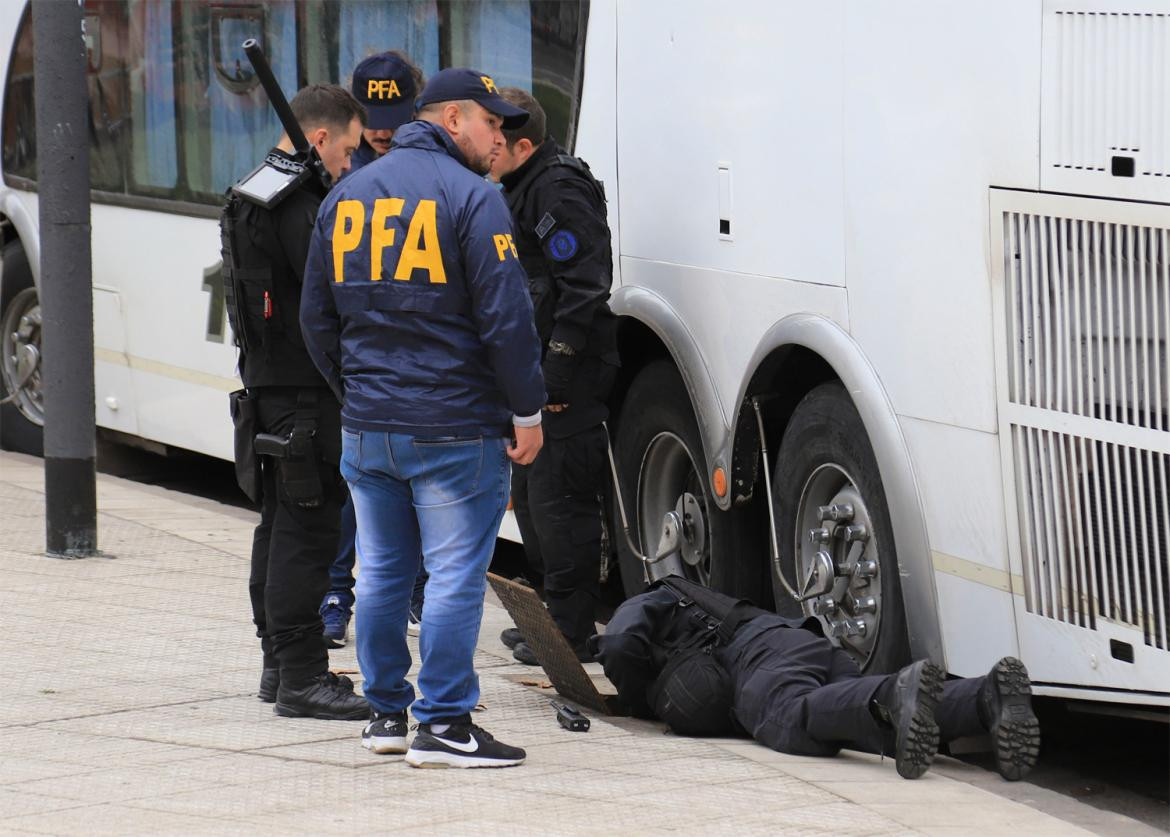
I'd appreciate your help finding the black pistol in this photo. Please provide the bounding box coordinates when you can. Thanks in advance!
[551,701,590,732]
[242,38,332,196]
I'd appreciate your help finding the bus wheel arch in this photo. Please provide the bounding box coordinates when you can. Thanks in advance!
[0,233,44,455]
[732,315,945,670]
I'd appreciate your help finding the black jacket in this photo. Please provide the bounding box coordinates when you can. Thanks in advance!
[500,139,619,437]
[225,148,328,390]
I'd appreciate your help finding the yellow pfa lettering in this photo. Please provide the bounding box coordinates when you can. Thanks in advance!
[394,199,446,283]
[369,197,405,280]
[480,75,498,94]
[366,79,402,100]
[493,233,518,261]
[331,200,365,283]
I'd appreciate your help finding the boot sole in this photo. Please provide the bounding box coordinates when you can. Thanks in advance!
[990,657,1040,781]
[273,702,369,721]
[895,661,944,780]
[404,749,525,769]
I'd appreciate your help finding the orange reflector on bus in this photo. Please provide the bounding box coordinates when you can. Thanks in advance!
[712,467,727,498]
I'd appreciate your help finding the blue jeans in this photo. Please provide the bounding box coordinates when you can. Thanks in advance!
[341,428,509,722]
[323,495,428,616]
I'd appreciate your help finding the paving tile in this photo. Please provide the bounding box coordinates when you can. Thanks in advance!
[3,802,248,836]
[0,451,1139,835]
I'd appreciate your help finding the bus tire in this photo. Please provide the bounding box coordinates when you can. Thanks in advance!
[0,239,44,456]
[771,381,909,674]
[613,359,762,599]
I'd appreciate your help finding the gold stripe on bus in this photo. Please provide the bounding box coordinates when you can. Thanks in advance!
[95,347,239,392]
[931,550,1023,595]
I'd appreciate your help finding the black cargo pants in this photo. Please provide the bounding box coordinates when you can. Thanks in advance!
[247,386,345,683]
[717,617,986,757]
[511,424,608,647]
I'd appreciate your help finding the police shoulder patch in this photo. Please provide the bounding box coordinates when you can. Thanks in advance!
[547,229,579,262]
[534,212,557,240]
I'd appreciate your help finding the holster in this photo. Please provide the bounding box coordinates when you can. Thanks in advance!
[254,389,324,509]
[229,389,261,504]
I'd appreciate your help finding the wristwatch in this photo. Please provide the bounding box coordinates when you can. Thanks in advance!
[547,340,576,357]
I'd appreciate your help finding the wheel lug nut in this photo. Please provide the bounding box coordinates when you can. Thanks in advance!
[844,524,868,543]
[828,618,866,638]
[853,559,878,579]
[808,527,831,546]
[812,596,838,616]
[845,593,877,614]
[818,503,854,523]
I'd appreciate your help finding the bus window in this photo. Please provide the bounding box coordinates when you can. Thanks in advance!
[174,1,296,202]
[1,5,35,184]
[85,0,131,194]
[338,1,440,86]
[127,0,178,192]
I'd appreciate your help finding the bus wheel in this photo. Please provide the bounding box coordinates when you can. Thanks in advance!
[0,240,45,455]
[613,360,761,599]
[771,382,908,673]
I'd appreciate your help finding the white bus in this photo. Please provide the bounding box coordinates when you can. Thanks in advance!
[1,0,1167,706]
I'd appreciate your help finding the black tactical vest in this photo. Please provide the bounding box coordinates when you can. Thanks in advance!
[220,151,327,389]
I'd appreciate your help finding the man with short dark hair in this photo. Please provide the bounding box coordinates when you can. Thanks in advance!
[222,83,369,721]
[301,68,545,767]
[489,87,619,665]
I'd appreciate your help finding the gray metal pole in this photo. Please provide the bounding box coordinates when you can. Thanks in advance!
[33,0,97,557]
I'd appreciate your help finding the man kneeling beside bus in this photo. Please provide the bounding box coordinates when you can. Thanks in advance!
[590,577,1040,781]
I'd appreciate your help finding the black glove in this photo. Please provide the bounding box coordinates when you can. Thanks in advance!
[542,351,576,405]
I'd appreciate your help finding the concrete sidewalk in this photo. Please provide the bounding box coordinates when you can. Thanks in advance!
[0,451,1154,836]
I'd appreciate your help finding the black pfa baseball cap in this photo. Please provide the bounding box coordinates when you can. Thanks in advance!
[352,52,418,131]
[414,68,529,130]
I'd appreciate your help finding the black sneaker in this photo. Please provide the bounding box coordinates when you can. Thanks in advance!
[500,627,525,649]
[877,660,944,780]
[980,657,1040,781]
[362,711,408,754]
[405,719,526,769]
[274,672,369,721]
[258,668,279,703]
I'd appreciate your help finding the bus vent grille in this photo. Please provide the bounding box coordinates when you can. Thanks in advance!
[1003,208,1170,650]
[1004,215,1168,430]
[1011,426,1169,651]
[1046,10,1169,179]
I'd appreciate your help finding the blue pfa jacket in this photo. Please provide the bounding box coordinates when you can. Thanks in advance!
[300,121,545,437]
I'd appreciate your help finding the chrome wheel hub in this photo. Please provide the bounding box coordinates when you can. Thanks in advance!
[638,432,712,585]
[1,288,44,425]
[795,464,881,667]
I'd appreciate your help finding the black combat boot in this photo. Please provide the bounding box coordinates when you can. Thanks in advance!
[260,669,354,704]
[874,660,945,779]
[978,657,1040,781]
[275,671,369,720]
[258,668,280,703]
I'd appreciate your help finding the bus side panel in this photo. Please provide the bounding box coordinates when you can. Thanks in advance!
[90,203,237,460]
[901,415,1021,677]
[841,1,1043,434]
[616,0,846,288]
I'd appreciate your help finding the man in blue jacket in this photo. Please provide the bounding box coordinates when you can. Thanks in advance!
[319,50,427,650]
[301,68,544,769]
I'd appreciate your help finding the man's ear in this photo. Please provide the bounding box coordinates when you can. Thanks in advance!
[442,102,463,134]
[308,126,329,148]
